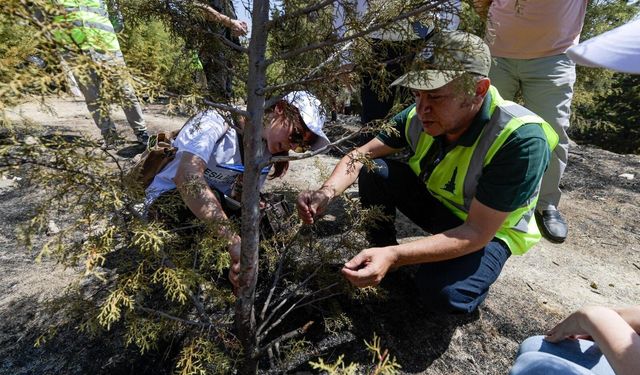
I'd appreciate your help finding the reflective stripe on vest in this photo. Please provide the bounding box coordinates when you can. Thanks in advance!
[404,86,558,255]
[53,0,120,52]
[65,6,109,18]
[71,19,115,33]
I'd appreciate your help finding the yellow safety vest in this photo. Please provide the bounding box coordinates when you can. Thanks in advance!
[52,0,120,52]
[405,86,559,254]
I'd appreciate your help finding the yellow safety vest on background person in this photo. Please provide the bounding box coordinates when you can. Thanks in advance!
[405,86,559,255]
[52,0,120,52]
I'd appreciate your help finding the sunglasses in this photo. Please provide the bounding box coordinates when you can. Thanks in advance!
[289,123,317,152]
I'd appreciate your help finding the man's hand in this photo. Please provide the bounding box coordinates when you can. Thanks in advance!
[230,19,248,37]
[341,247,398,288]
[296,186,333,224]
[227,234,241,294]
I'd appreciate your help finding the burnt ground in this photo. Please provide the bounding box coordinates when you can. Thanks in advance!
[1,98,639,374]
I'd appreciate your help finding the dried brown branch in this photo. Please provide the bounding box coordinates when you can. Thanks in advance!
[255,321,314,357]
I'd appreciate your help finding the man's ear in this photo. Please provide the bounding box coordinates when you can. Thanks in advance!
[474,77,491,104]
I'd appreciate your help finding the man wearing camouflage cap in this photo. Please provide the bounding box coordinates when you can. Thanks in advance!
[297,31,558,313]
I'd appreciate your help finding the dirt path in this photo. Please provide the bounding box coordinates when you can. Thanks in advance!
[1,97,639,374]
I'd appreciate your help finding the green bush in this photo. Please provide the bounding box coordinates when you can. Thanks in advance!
[119,20,203,96]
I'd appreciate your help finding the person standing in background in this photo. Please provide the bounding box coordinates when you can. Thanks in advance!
[333,0,462,124]
[52,0,149,146]
[474,0,588,243]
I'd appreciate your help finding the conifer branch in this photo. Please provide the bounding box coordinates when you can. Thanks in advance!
[211,31,249,54]
[263,75,335,95]
[137,305,212,328]
[1,157,99,181]
[265,1,443,64]
[159,253,211,325]
[202,99,250,118]
[263,127,368,167]
[163,92,251,118]
[292,291,341,310]
[265,0,335,30]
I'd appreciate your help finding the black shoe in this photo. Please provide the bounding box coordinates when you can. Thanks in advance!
[135,130,150,145]
[535,209,568,243]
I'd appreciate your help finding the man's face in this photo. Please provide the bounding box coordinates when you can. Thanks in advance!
[412,78,479,141]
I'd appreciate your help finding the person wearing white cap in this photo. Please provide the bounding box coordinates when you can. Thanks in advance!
[297,31,558,314]
[145,91,329,291]
[567,19,640,74]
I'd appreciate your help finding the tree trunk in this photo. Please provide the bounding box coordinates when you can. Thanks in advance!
[236,0,269,373]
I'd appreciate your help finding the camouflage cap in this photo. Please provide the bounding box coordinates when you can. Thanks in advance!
[391,31,491,91]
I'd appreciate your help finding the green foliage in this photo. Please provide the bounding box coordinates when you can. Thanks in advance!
[0,1,68,118]
[175,337,233,375]
[310,334,401,375]
[568,1,639,153]
[0,0,205,126]
[123,316,165,354]
[1,125,391,373]
[119,20,203,96]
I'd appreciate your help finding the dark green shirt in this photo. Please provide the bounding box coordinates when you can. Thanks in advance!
[376,92,550,212]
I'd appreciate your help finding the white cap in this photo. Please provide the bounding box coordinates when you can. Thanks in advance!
[284,91,330,152]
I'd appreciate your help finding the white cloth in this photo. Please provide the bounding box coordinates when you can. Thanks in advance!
[567,19,640,74]
[145,110,270,205]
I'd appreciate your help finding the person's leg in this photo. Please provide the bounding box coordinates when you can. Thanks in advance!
[414,239,511,313]
[360,40,394,124]
[360,40,416,124]
[107,52,147,137]
[519,54,574,242]
[357,159,461,247]
[510,352,597,375]
[516,336,615,375]
[358,159,507,313]
[74,66,117,138]
[488,56,521,101]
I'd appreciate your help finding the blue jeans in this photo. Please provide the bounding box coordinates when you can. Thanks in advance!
[358,159,511,314]
[510,336,615,375]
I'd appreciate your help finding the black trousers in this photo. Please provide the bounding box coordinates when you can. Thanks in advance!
[360,39,421,124]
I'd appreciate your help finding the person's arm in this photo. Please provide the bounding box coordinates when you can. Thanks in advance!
[174,151,241,289]
[296,137,400,224]
[546,306,640,375]
[615,306,640,333]
[194,2,248,36]
[341,198,509,287]
[473,0,492,19]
